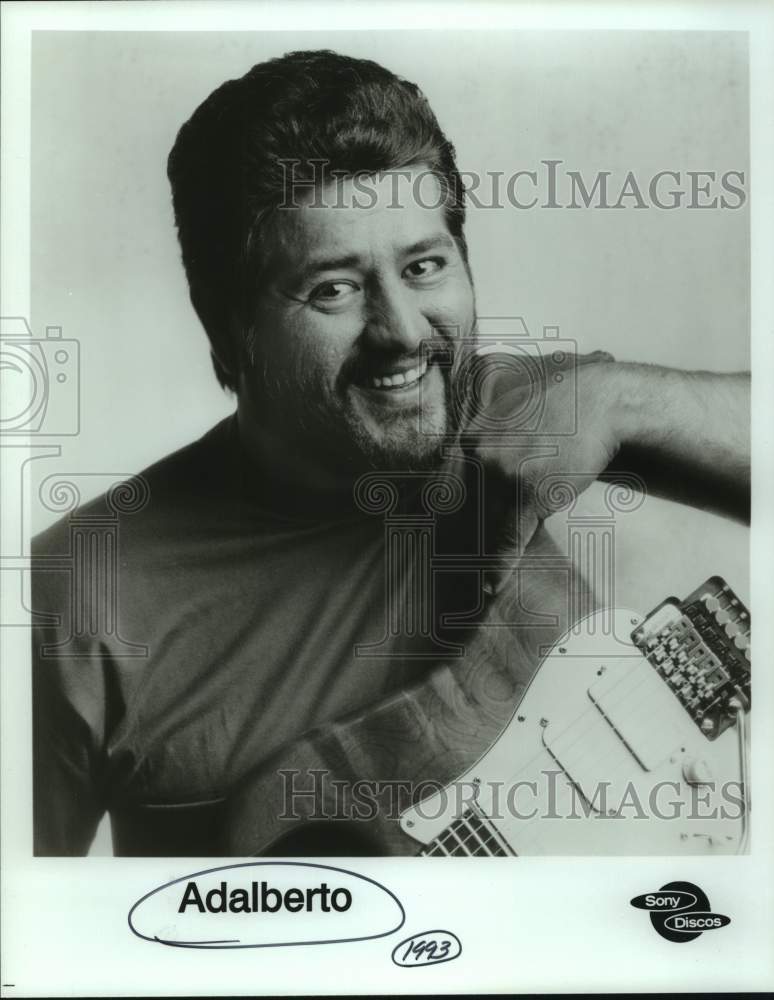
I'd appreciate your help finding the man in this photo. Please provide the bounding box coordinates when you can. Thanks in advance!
[32,50,749,856]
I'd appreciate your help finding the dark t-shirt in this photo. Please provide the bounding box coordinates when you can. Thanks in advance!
[31,417,485,855]
[32,351,592,855]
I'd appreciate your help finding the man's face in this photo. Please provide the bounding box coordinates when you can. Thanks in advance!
[238,167,476,474]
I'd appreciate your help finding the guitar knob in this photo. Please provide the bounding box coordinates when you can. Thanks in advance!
[682,758,713,786]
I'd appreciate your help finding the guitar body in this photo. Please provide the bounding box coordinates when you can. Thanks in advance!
[399,608,747,856]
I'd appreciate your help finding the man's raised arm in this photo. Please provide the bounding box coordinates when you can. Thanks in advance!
[606,364,750,521]
[466,357,750,595]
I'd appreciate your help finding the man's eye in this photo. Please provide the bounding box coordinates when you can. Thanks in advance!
[309,281,359,303]
[403,257,445,280]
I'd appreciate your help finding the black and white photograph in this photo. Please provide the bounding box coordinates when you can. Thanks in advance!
[2,1,773,995]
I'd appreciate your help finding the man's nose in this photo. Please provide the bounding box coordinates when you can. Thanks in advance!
[363,282,429,354]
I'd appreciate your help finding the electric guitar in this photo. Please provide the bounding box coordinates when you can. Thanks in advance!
[402,576,750,856]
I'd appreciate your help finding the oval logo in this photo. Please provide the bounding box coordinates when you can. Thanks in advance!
[128,861,405,949]
[391,930,462,967]
[630,891,697,912]
[630,881,731,943]
[663,912,732,933]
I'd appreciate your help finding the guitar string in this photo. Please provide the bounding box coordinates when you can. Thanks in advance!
[489,663,737,853]
[469,802,516,854]
[444,813,493,855]
[421,806,512,856]
[493,669,688,850]
[420,697,633,855]
[446,807,511,855]
[420,654,735,855]
[422,809,510,856]
[462,807,513,855]
[446,820,480,855]
[480,665,659,848]
[411,607,746,855]
[423,812,487,856]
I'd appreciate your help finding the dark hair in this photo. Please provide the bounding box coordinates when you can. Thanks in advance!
[167,49,468,392]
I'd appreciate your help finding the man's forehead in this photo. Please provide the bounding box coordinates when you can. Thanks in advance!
[269,169,454,276]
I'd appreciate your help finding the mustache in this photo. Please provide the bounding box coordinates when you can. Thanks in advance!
[339,334,459,387]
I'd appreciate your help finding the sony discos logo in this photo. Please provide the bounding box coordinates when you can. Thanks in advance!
[630,881,731,943]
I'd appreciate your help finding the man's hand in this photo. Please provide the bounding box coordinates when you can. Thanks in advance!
[462,352,620,594]
[461,352,750,596]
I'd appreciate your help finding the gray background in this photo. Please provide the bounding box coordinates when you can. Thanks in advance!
[31,30,750,480]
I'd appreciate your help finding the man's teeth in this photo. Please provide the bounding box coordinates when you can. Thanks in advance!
[370,360,428,389]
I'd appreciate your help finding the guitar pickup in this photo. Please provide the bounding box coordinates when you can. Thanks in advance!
[539,657,687,813]
[586,662,685,771]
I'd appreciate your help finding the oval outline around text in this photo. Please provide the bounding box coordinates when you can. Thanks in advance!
[629,891,697,912]
[128,860,405,949]
[391,929,462,967]
[663,911,731,933]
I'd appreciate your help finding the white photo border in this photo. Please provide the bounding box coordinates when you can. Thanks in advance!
[2,1,773,995]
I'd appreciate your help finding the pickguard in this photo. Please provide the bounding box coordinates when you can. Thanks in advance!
[399,607,749,856]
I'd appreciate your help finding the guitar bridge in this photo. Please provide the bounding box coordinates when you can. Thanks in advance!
[631,576,751,741]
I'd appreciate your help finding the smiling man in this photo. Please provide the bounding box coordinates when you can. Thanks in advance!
[31,49,749,856]
[235,168,474,486]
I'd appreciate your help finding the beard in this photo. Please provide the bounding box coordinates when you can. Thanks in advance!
[244,332,465,474]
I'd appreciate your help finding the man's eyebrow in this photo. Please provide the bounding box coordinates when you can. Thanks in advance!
[294,252,362,281]
[290,233,456,284]
[401,233,456,256]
